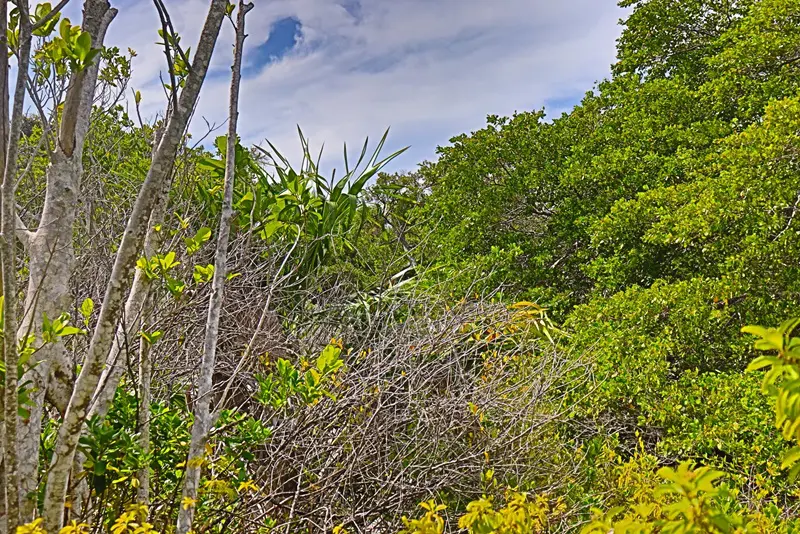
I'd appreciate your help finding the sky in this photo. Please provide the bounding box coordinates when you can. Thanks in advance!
[59,0,626,174]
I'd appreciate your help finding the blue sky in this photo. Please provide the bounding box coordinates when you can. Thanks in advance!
[76,0,625,174]
[245,16,302,75]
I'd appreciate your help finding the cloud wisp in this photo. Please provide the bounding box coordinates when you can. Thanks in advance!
[103,0,624,173]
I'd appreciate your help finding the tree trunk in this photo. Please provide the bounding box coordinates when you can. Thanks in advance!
[77,126,168,517]
[176,4,251,532]
[42,2,229,530]
[136,290,154,508]
[2,2,33,530]
[16,1,116,520]
[88,123,169,422]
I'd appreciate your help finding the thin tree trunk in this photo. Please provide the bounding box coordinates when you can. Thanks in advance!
[136,290,154,507]
[42,2,229,529]
[0,0,9,529]
[14,1,116,521]
[2,2,33,530]
[74,126,168,518]
[73,181,167,521]
[176,4,252,532]
[88,123,169,422]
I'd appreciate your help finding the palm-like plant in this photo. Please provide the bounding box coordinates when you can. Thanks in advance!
[197,127,407,278]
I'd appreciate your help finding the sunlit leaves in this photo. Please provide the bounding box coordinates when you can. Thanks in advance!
[744,318,800,479]
[136,251,185,297]
[255,343,345,410]
[156,28,191,92]
[110,504,158,534]
[401,493,565,534]
[581,462,745,534]
[192,264,214,284]
[184,226,212,255]
[32,18,101,81]
[399,500,446,534]
[32,3,61,38]
[194,129,406,279]
[42,311,85,342]
[80,297,94,326]
[139,330,164,345]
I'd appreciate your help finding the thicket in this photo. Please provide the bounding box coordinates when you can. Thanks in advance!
[0,0,799,532]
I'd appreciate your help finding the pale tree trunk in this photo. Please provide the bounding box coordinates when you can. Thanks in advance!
[136,290,154,507]
[88,123,169,423]
[89,125,169,507]
[2,1,33,531]
[42,2,229,530]
[73,127,168,518]
[16,1,116,520]
[73,187,169,520]
[176,4,252,532]
[0,2,10,530]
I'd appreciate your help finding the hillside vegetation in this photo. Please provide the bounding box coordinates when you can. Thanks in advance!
[0,0,799,532]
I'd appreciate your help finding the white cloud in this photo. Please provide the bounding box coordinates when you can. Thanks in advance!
[103,0,624,174]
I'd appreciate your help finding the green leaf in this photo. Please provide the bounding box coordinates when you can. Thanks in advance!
[82,47,101,66]
[197,157,224,172]
[789,461,800,482]
[261,219,284,239]
[779,318,800,336]
[317,344,343,374]
[59,326,85,337]
[193,264,214,284]
[234,191,254,209]
[741,325,770,337]
[32,3,60,37]
[195,227,212,244]
[215,135,227,155]
[781,447,800,469]
[80,298,94,319]
[140,330,164,345]
[746,356,781,372]
[76,31,91,59]
[59,18,71,41]
[708,513,733,533]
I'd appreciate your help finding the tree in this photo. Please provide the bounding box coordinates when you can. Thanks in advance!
[177,3,252,533]
[0,0,229,529]
[42,0,229,527]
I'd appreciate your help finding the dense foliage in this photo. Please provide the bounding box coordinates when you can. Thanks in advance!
[377,0,800,530]
[4,0,800,532]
